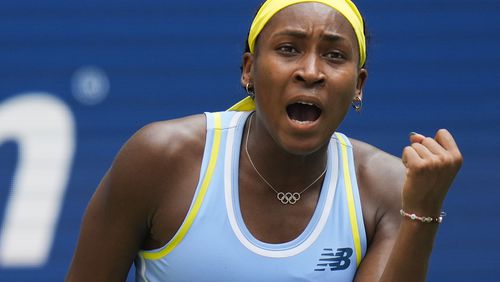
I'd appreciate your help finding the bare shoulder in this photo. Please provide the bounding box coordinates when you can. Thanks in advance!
[108,113,207,207]
[349,138,405,242]
[95,113,208,228]
[113,114,209,249]
[123,114,207,162]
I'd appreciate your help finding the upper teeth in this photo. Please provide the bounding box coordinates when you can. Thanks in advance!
[298,101,314,106]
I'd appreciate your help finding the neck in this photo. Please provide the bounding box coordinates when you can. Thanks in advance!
[242,112,328,193]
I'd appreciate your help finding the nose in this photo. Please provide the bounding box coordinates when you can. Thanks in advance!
[293,53,325,88]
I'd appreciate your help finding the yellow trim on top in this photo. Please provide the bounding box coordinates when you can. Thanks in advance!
[227,96,256,111]
[335,133,362,266]
[140,113,223,260]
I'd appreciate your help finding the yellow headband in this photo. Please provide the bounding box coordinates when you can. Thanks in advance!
[229,0,366,111]
[249,0,366,67]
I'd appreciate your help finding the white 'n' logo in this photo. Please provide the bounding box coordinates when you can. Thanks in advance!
[0,93,75,267]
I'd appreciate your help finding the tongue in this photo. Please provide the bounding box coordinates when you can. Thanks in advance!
[287,103,321,122]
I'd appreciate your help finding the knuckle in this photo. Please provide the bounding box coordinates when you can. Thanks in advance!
[432,154,455,171]
[423,137,434,145]
[437,153,451,164]
[411,143,421,150]
[453,153,464,168]
[412,157,439,174]
[411,161,426,172]
[431,155,442,166]
[430,158,445,171]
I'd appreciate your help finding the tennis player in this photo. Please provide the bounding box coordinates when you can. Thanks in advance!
[67,1,462,281]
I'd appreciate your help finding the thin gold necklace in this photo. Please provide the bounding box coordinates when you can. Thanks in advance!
[244,114,327,205]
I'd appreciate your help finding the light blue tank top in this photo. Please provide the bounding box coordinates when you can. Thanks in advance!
[135,111,367,281]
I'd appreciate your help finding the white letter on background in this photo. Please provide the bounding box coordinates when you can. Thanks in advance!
[0,93,75,267]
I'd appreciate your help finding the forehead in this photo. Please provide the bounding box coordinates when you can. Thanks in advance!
[258,2,357,43]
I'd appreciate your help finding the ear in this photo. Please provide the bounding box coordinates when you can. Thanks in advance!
[355,68,368,100]
[240,52,254,88]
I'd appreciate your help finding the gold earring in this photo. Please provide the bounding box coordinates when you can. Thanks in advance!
[352,97,362,112]
[245,83,255,99]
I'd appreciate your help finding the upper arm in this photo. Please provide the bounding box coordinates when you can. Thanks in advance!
[66,118,201,281]
[350,140,406,281]
[66,172,148,281]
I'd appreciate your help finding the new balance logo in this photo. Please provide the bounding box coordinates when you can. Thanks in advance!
[314,248,353,271]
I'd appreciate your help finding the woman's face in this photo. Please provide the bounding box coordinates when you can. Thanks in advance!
[242,2,367,155]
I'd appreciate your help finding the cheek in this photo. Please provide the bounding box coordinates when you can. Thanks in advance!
[254,60,288,103]
[327,71,358,103]
[254,53,290,84]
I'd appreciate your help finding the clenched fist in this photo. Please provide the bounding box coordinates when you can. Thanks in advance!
[401,129,463,217]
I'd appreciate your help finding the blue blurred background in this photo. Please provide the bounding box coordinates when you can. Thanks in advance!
[0,0,499,281]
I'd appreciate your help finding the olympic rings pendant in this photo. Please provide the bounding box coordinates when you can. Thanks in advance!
[277,192,301,205]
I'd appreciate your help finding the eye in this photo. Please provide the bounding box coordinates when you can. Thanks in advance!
[276,45,299,55]
[324,51,346,61]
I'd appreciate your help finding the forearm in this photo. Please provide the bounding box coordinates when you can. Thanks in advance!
[378,220,440,282]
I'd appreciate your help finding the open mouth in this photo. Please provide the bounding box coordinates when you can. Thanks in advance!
[286,101,322,124]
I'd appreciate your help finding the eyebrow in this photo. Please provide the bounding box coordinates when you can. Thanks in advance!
[273,29,349,43]
[273,29,308,39]
[321,33,347,43]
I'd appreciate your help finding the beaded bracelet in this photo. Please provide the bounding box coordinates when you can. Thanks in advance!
[400,209,446,223]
